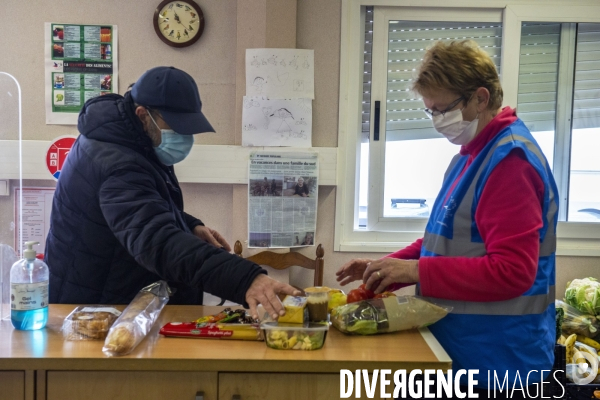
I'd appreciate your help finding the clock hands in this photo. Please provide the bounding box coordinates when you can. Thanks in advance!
[155,1,203,46]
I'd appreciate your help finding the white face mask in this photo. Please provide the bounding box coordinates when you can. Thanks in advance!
[431,108,479,145]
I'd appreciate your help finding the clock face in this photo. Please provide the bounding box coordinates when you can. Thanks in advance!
[154,0,205,48]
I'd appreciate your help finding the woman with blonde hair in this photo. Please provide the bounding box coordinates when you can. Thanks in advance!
[337,40,559,398]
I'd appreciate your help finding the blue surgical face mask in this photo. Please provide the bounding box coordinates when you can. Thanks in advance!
[147,110,193,166]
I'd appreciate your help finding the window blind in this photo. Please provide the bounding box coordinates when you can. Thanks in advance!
[573,23,600,130]
[517,23,561,133]
[361,6,373,143]
[384,21,503,141]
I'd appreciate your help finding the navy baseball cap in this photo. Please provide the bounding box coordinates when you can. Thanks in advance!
[131,66,215,135]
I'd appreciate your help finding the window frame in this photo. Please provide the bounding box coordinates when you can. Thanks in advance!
[367,6,504,233]
[335,0,600,255]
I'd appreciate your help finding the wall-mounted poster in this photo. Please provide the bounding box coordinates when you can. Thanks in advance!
[248,152,318,248]
[44,22,118,124]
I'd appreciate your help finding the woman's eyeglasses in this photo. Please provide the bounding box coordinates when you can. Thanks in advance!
[424,96,465,118]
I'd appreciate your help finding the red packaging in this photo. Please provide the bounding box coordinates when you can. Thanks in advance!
[160,322,264,341]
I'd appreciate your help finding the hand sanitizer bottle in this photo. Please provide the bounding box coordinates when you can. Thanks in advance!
[10,241,49,330]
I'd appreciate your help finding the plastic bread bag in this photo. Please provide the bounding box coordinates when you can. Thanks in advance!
[330,295,451,335]
[556,299,600,338]
[102,281,171,356]
[62,305,121,340]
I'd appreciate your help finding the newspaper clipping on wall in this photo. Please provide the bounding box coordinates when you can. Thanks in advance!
[248,152,318,248]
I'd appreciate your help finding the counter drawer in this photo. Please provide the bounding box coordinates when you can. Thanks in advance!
[218,372,397,400]
[0,371,25,400]
[46,371,217,400]
[218,372,342,400]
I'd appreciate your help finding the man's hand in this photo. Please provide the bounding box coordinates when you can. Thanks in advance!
[193,226,232,252]
[335,258,373,286]
[245,274,301,320]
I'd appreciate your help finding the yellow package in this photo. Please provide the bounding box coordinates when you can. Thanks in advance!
[278,296,308,324]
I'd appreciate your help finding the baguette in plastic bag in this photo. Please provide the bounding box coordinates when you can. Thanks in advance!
[331,295,450,335]
[102,281,170,356]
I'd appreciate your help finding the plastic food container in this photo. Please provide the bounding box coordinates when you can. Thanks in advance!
[261,321,329,350]
[304,287,329,322]
[62,306,121,340]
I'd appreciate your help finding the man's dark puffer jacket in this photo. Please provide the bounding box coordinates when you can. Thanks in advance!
[45,92,265,305]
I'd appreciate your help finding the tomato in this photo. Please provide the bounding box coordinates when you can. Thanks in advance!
[347,289,369,304]
[358,284,375,299]
[373,291,396,299]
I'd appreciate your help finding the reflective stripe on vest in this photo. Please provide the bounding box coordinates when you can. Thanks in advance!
[420,286,555,315]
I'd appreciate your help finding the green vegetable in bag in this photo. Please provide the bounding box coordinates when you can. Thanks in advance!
[330,295,450,336]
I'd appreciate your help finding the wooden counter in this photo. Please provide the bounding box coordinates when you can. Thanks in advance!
[0,305,451,400]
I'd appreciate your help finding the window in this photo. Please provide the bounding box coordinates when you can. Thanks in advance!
[336,2,600,255]
[517,22,600,222]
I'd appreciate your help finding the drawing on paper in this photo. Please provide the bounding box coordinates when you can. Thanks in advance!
[246,49,315,99]
[296,98,312,114]
[303,56,310,69]
[244,98,260,109]
[270,108,294,135]
[289,56,298,70]
[251,76,267,95]
[262,107,272,129]
[242,96,312,147]
[293,80,304,92]
[271,71,289,87]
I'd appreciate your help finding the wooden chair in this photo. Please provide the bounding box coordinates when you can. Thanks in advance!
[234,240,324,287]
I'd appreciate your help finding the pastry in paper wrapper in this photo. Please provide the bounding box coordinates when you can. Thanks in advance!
[331,295,451,335]
[102,281,170,356]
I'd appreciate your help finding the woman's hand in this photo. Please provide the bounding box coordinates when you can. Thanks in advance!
[336,258,374,286]
[363,258,419,294]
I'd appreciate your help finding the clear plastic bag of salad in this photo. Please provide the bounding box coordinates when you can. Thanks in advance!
[330,295,451,335]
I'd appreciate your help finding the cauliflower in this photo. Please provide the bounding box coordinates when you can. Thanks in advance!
[565,278,600,316]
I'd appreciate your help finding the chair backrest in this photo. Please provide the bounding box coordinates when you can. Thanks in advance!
[234,241,324,287]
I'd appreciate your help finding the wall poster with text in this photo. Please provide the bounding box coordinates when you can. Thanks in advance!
[44,22,118,124]
[248,152,318,248]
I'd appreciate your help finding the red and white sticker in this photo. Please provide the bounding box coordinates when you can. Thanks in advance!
[46,136,77,180]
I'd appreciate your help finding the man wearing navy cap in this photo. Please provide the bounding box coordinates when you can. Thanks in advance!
[46,66,298,319]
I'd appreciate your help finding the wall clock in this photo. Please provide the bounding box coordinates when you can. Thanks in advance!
[153,0,205,48]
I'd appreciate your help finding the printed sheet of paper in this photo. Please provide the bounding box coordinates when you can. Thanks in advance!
[246,49,314,99]
[242,97,312,147]
[248,152,318,248]
[14,187,56,256]
[45,22,118,124]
